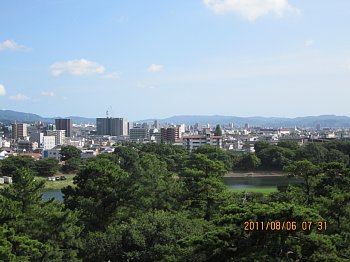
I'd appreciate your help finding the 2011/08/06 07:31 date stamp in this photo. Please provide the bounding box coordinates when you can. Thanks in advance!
[243,221,327,231]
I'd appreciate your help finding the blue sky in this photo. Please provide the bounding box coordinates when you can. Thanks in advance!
[1,0,350,121]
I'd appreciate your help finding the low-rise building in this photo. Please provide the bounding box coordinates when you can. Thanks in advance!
[81,149,99,159]
[42,146,61,161]
[3,176,13,184]
[130,127,149,142]
[183,133,223,152]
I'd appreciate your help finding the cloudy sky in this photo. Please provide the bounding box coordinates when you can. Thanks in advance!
[1,0,350,121]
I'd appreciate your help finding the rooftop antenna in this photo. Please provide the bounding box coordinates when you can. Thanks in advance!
[106,110,109,118]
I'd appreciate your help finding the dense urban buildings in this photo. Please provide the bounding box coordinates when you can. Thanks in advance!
[3,116,350,160]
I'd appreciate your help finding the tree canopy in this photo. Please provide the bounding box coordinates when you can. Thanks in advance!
[1,142,350,261]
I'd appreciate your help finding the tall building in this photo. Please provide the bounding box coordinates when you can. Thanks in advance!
[161,127,180,143]
[96,117,129,136]
[96,118,110,136]
[12,123,28,139]
[55,119,73,137]
[30,132,44,146]
[154,120,160,129]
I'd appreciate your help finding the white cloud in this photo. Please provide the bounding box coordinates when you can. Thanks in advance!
[102,72,121,79]
[9,93,30,101]
[0,84,6,96]
[0,39,29,52]
[305,39,314,47]
[203,0,300,21]
[50,59,105,77]
[147,64,164,72]
[41,91,56,97]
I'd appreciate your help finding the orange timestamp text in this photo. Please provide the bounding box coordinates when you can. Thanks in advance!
[243,221,327,231]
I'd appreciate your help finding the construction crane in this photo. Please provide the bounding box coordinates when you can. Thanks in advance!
[106,106,114,118]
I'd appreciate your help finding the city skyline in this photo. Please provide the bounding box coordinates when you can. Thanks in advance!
[1,1,350,120]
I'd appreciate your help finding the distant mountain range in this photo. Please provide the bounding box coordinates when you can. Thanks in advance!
[0,110,95,125]
[1,110,350,128]
[141,115,350,128]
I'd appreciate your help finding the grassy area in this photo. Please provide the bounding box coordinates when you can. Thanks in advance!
[36,175,75,190]
[232,188,277,195]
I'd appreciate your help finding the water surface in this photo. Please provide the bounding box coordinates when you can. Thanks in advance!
[223,176,302,190]
[41,176,302,201]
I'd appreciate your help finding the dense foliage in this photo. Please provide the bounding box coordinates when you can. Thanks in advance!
[1,140,350,261]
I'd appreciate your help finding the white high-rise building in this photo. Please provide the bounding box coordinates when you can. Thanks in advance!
[46,130,66,145]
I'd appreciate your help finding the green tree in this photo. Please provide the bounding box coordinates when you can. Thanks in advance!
[139,143,188,172]
[296,143,328,164]
[277,140,300,150]
[60,145,82,161]
[325,149,350,165]
[0,225,48,262]
[181,154,227,220]
[63,158,129,231]
[82,211,209,262]
[2,168,44,213]
[129,153,183,213]
[1,168,82,261]
[214,124,222,136]
[35,158,59,177]
[284,160,320,205]
[181,202,343,262]
[236,154,261,170]
[254,140,271,155]
[0,156,36,176]
[317,162,350,195]
[61,157,82,174]
[258,146,295,170]
[194,145,234,171]
[114,145,140,172]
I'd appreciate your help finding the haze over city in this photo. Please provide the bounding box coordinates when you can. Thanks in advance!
[1,0,350,121]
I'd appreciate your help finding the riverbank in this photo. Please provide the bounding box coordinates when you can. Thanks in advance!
[225,171,285,178]
[36,174,75,190]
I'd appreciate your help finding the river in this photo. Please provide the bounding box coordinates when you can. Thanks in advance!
[42,176,302,201]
